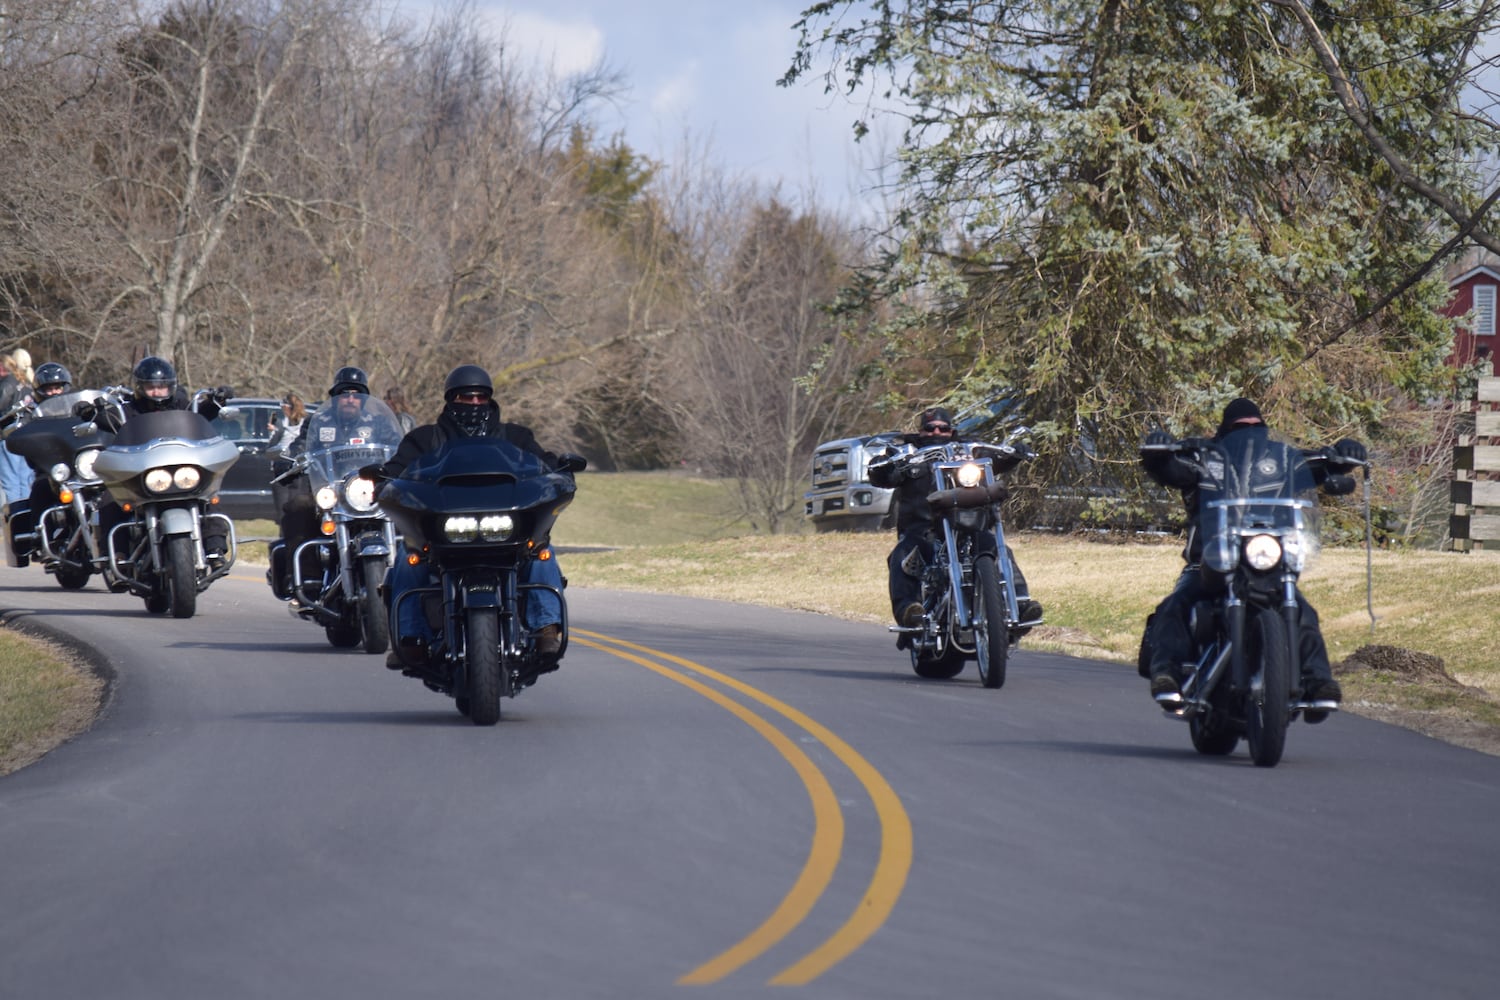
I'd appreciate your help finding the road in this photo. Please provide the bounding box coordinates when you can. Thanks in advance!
[1,564,1496,999]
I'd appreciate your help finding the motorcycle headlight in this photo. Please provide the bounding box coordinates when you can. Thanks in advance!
[49,462,70,483]
[1244,534,1282,571]
[479,514,514,541]
[75,449,100,480]
[315,485,339,510]
[1203,533,1238,573]
[145,468,174,493]
[1282,530,1317,572]
[956,462,984,488]
[344,476,378,512]
[173,466,201,491]
[444,516,480,542]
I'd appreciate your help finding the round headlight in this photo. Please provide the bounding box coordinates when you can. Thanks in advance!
[956,462,984,488]
[479,514,514,541]
[344,476,377,512]
[75,449,101,480]
[173,466,201,490]
[444,516,479,542]
[315,485,339,510]
[144,468,173,493]
[49,462,70,483]
[1244,534,1282,571]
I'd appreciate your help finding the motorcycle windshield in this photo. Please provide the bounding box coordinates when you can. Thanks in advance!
[301,396,403,485]
[112,408,223,447]
[1197,431,1321,570]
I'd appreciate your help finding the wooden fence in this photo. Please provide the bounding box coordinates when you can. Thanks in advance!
[1452,375,1500,551]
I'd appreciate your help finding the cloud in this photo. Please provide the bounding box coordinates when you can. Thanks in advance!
[488,9,604,78]
[649,61,700,118]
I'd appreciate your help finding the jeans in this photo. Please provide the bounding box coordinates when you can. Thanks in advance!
[387,539,563,643]
[0,445,34,505]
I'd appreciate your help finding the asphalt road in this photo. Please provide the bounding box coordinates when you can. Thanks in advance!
[1,563,1496,1000]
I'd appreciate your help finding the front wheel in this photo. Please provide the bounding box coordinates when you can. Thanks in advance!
[54,563,92,590]
[359,557,390,654]
[165,535,197,619]
[1246,611,1292,767]
[972,555,1008,689]
[465,607,502,726]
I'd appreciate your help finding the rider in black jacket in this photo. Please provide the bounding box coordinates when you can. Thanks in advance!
[868,406,1042,641]
[377,364,568,668]
[1140,397,1365,710]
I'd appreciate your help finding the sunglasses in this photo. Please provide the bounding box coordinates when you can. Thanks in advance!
[922,422,952,433]
[454,391,491,404]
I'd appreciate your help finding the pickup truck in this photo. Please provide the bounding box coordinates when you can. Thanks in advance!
[802,433,905,532]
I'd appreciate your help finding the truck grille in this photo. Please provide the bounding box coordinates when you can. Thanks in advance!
[811,449,851,488]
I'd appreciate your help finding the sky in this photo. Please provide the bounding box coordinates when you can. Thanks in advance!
[412,1,894,219]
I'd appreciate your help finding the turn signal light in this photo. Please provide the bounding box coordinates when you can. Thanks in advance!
[58,488,74,504]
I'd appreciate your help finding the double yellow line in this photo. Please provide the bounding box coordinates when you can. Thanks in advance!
[574,630,913,986]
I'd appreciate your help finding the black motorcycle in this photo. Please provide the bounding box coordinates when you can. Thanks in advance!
[890,438,1038,688]
[2,389,116,589]
[267,397,401,652]
[373,437,586,725]
[1139,434,1368,767]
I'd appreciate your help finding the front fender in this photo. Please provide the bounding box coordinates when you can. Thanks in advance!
[158,505,198,537]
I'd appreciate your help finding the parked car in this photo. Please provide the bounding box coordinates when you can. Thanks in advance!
[803,433,905,532]
[209,398,287,521]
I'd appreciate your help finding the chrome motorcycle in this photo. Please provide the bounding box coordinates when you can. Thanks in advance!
[1139,435,1368,767]
[91,393,240,617]
[2,389,116,588]
[267,397,401,652]
[889,438,1038,688]
[373,438,586,725]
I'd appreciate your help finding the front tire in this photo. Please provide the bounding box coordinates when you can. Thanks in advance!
[465,607,502,726]
[1246,611,1292,767]
[972,555,1008,689]
[359,558,390,654]
[54,563,92,590]
[1189,713,1240,756]
[165,535,197,619]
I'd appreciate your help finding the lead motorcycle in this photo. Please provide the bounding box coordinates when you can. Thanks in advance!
[1138,434,1369,767]
[372,438,586,725]
[2,389,115,588]
[267,397,402,652]
[91,391,241,617]
[885,436,1039,688]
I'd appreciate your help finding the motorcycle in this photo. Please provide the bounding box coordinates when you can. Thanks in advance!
[267,397,402,652]
[888,436,1038,688]
[1,389,116,588]
[90,391,241,617]
[372,437,586,725]
[1138,434,1369,767]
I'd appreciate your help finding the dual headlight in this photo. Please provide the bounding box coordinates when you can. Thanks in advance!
[315,474,380,514]
[443,514,515,543]
[144,465,203,493]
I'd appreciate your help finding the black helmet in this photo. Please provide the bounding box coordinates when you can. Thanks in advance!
[443,364,494,402]
[133,356,178,411]
[33,362,72,395]
[328,366,369,397]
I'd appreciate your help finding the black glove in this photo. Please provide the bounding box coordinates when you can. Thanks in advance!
[1332,438,1367,464]
[904,462,926,481]
[1142,430,1175,450]
[72,400,96,421]
[213,386,233,406]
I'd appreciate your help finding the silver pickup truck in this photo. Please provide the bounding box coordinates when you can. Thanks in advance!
[802,433,906,532]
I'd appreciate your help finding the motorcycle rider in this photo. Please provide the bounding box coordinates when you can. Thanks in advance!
[376,364,568,668]
[868,406,1043,641]
[1139,397,1367,713]
[17,362,77,521]
[81,356,233,564]
[275,366,400,598]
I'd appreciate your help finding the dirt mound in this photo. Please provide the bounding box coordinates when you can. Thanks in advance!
[1336,644,1458,685]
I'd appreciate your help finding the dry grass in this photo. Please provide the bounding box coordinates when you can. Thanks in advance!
[0,630,103,775]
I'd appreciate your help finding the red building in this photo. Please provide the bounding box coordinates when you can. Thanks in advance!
[1443,250,1500,371]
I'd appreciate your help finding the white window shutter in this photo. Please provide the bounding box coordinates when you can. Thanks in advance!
[1476,284,1496,336]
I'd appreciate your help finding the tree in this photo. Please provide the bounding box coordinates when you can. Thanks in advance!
[784,1,1499,489]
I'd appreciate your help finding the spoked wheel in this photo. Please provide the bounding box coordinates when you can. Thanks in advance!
[972,555,1009,689]
[1246,611,1292,767]
[165,535,197,619]
[359,558,390,654]
[465,607,502,726]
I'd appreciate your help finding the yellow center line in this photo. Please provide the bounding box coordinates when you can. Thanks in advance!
[576,629,912,986]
